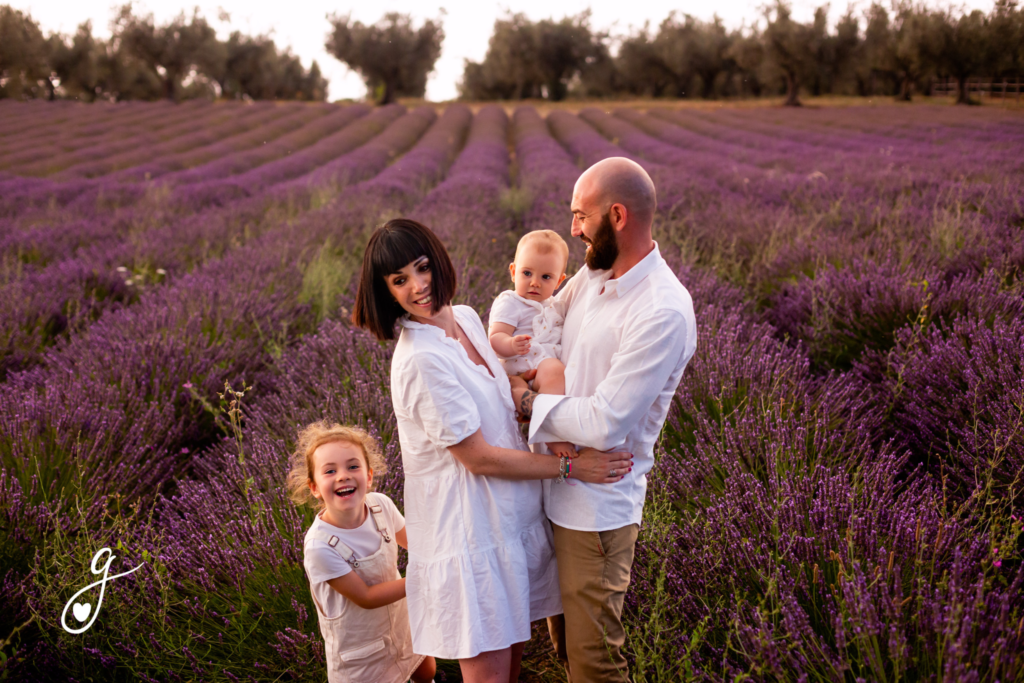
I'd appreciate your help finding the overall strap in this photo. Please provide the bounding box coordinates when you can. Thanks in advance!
[307,528,361,568]
[367,501,392,543]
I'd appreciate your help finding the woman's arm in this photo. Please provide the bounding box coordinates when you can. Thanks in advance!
[488,321,530,358]
[447,429,632,483]
[325,572,406,610]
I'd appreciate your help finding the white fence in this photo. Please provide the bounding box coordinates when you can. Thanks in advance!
[929,77,1023,100]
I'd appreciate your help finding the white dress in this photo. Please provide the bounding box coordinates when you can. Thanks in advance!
[389,305,562,660]
[488,290,565,375]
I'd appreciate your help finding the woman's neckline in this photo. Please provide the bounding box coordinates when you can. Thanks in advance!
[408,305,460,340]
[406,307,495,379]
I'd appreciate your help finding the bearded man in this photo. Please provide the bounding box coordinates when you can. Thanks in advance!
[511,157,697,682]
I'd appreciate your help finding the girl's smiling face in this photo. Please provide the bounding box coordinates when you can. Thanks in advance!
[385,255,436,322]
[308,440,374,529]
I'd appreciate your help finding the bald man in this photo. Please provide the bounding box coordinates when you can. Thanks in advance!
[511,157,697,681]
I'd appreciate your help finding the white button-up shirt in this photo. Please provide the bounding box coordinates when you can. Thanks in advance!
[528,242,697,531]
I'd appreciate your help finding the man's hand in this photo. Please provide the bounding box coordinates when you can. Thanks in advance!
[517,390,538,423]
[510,334,532,356]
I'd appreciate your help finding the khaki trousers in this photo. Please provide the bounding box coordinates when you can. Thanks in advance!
[546,522,640,683]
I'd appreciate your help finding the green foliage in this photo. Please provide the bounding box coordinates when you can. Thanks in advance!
[326,12,444,105]
[461,2,1024,103]
[498,186,533,228]
[0,4,326,102]
[0,5,51,99]
[28,490,322,681]
[215,32,327,101]
[299,238,365,324]
[625,485,711,682]
[460,12,606,102]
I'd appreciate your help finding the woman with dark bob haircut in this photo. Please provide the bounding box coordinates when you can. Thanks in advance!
[352,218,631,683]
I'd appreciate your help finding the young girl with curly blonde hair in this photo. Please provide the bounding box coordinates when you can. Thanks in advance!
[288,421,436,683]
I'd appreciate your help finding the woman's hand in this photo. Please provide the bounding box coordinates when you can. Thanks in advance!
[570,447,633,484]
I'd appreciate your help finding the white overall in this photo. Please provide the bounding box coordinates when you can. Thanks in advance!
[304,502,425,683]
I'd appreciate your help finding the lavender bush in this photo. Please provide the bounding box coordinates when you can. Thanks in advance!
[1,101,1022,682]
[0,106,427,376]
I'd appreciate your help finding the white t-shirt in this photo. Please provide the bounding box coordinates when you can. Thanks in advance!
[303,491,406,618]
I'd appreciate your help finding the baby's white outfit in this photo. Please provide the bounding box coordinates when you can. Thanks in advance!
[488,290,565,375]
[303,492,424,683]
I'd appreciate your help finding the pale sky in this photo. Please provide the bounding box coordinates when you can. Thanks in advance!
[14,0,996,102]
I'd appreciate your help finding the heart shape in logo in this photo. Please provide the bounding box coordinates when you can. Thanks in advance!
[73,602,92,622]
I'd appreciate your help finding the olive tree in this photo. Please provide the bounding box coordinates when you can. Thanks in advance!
[112,4,222,101]
[0,6,50,99]
[326,12,443,105]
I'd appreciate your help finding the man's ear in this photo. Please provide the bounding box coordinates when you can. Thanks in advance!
[509,262,516,281]
[610,203,628,231]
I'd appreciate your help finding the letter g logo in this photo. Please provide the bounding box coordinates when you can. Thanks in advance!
[61,547,145,635]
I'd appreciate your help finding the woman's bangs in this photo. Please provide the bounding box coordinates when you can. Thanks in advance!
[371,226,430,277]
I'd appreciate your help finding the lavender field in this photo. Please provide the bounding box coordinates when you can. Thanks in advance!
[1,98,1023,682]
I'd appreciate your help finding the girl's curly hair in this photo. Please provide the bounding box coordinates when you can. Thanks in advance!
[286,421,387,511]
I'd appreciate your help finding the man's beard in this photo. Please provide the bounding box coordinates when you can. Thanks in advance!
[584,211,619,271]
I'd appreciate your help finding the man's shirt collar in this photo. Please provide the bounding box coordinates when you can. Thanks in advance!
[585,241,662,298]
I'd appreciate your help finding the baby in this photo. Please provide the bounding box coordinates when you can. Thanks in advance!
[488,229,576,459]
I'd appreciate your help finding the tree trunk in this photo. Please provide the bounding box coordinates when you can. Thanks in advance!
[701,71,718,99]
[379,79,395,105]
[784,70,801,107]
[897,75,913,101]
[956,75,973,105]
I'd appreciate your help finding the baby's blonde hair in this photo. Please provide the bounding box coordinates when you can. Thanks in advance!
[514,230,569,273]
[286,421,387,511]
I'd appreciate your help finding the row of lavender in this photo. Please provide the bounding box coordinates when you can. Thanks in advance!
[0,104,430,376]
[599,106,1024,679]
[0,101,459,674]
[3,103,500,681]
[1,101,1022,680]
[4,102,1019,381]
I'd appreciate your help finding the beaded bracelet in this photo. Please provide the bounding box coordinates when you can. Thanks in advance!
[557,455,567,483]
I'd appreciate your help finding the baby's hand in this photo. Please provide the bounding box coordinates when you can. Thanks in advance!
[548,441,578,459]
[511,334,531,356]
